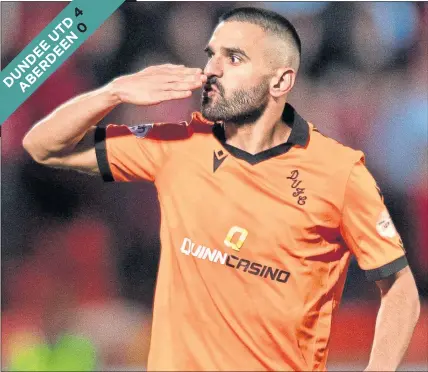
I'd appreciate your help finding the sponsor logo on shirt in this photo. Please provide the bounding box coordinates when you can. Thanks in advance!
[128,123,153,138]
[180,237,290,284]
[223,226,248,252]
[376,209,397,238]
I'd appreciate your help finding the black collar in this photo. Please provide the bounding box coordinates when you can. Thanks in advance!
[212,103,309,165]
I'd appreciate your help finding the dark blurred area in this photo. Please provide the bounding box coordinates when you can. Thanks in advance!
[1,2,427,370]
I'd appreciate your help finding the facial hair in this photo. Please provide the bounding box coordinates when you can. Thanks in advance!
[201,77,270,126]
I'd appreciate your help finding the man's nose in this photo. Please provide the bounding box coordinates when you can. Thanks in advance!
[204,57,223,79]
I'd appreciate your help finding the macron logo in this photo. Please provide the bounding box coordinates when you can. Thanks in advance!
[213,150,228,173]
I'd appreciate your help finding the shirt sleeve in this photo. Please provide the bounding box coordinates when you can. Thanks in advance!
[340,160,408,281]
[94,123,169,182]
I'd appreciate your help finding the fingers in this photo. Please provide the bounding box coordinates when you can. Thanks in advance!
[140,63,207,84]
[159,69,204,82]
[143,64,202,76]
[161,64,185,68]
[160,72,206,88]
[129,64,208,105]
[160,65,202,74]
[162,80,204,92]
[169,67,203,75]
[137,64,184,76]
[158,73,203,83]
[156,90,193,102]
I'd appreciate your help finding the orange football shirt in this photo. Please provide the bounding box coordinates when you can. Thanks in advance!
[95,104,407,371]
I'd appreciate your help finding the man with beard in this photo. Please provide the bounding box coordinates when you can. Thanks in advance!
[23,7,419,372]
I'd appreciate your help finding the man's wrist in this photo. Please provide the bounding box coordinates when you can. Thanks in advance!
[103,79,123,106]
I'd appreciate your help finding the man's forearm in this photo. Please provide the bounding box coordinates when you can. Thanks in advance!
[22,83,120,162]
[366,269,420,371]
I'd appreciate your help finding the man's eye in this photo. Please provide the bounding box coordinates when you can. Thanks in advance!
[204,49,213,58]
[230,55,241,64]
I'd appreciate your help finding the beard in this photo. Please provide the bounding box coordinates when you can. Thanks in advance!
[201,78,270,126]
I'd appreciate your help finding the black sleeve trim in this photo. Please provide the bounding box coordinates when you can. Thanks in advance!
[364,255,408,281]
[94,126,114,182]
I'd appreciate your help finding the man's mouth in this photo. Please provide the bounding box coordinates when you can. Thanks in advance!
[203,83,220,95]
[203,90,217,98]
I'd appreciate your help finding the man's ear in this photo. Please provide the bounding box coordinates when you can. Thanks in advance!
[270,68,296,98]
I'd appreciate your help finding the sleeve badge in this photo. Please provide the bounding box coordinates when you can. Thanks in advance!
[128,123,154,138]
[376,209,397,238]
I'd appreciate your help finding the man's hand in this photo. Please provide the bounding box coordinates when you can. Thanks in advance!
[110,64,207,106]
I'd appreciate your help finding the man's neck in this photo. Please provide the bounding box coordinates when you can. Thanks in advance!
[224,104,291,155]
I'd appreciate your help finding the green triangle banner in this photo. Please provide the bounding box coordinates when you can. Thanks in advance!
[0,0,126,125]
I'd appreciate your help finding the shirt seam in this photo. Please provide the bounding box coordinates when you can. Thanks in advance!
[310,258,335,371]
[338,155,364,235]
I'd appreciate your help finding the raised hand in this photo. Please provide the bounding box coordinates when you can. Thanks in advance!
[110,64,207,106]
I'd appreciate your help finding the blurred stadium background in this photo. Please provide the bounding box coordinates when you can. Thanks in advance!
[1,1,427,371]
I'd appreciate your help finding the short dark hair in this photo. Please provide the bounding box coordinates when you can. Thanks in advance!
[219,7,301,68]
